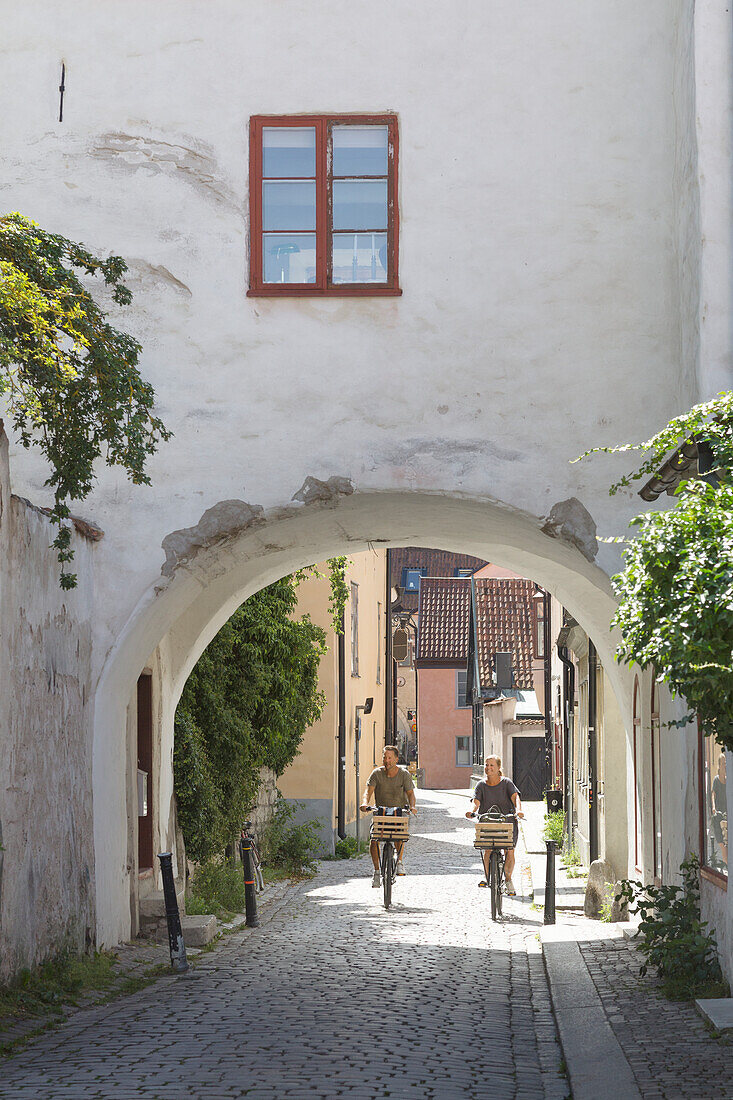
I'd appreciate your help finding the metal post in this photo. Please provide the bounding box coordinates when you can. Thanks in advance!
[544,840,557,925]
[239,837,260,927]
[355,711,361,848]
[157,852,188,972]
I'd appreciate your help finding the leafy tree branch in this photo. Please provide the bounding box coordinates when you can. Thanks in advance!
[580,392,733,750]
[0,213,171,586]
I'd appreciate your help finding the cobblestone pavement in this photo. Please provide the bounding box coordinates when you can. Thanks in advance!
[0,790,568,1099]
[581,938,733,1099]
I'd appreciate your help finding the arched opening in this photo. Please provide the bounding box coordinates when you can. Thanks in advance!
[91,490,635,945]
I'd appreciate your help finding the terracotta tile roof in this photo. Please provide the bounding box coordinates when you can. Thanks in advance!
[416,578,471,665]
[474,578,536,692]
[389,548,487,610]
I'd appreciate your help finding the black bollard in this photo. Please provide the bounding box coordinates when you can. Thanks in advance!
[240,837,260,928]
[544,839,557,925]
[157,852,189,972]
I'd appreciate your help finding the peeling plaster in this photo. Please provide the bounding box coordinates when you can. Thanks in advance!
[292,475,355,505]
[128,260,192,298]
[381,438,524,475]
[90,132,238,209]
[161,500,265,576]
[541,498,599,562]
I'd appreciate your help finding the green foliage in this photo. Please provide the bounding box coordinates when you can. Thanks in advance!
[617,855,725,999]
[186,860,246,921]
[0,951,115,1020]
[542,810,565,844]
[579,391,733,751]
[562,843,581,867]
[598,885,615,923]
[326,556,349,632]
[174,576,327,863]
[333,835,369,859]
[261,799,322,878]
[0,213,171,586]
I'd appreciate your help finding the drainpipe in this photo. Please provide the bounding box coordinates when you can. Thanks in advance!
[588,639,599,863]
[385,551,393,743]
[557,646,575,851]
[543,591,552,786]
[337,613,346,840]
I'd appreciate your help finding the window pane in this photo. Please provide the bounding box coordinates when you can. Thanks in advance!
[332,125,388,176]
[263,233,316,284]
[263,127,315,178]
[704,741,728,875]
[333,180,388,231]
[263,181,316,231]
[332,233,387,284]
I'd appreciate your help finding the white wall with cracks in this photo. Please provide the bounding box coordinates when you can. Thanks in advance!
[0,427,98,980]
[0,1,731,959]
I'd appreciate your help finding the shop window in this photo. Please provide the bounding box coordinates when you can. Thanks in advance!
[700,727,728,881]
[633,677,642,872]
[248,115,400,296]
[651,681,662,883]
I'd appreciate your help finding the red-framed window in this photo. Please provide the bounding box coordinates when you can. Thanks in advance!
[248,114,400,297]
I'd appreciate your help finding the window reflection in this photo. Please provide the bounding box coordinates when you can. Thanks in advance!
[332,233,387,284]
[703,739,728,875]
[263,233,316,284]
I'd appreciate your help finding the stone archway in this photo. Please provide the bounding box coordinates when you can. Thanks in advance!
[92,489,631,945]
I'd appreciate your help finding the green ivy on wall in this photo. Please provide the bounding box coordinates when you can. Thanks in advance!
[174,568,340,864]
[0,213,171,586]
[579,391,733,750]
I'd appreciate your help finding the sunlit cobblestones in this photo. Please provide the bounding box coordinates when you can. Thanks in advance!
[0,791,568,1099]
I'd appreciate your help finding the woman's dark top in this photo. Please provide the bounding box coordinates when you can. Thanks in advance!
[473,777,519,817]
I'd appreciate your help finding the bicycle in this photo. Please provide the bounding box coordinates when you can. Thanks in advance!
[240,820,265,893]
[369,806,411,910]
[470,808,516,921]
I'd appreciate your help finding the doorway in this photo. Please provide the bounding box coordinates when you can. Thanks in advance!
[513,737,547,801]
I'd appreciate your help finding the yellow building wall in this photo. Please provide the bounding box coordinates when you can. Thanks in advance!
[277,550,387,852]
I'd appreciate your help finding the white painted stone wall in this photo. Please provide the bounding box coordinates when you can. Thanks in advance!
[0,1,731,959]
[0,426,97,980]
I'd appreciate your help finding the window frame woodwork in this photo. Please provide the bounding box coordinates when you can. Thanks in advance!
[248,113,401,297]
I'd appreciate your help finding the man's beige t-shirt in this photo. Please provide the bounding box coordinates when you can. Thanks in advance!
[368,766,414,807]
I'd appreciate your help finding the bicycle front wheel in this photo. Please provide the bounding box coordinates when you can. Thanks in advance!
[381,841,394,909]
[490,851,500,921]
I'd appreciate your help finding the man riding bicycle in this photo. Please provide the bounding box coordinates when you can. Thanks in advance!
[360,745,417,887]
[466,754,524,895]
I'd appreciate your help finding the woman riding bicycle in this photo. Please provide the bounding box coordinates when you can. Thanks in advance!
[466,755,524,895]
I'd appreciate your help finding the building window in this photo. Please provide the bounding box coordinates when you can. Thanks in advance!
[650,681,663,883]
[456,668,471,708]
[350,582,359,676]
[454,567,474,577]
[534,595,546,659]
[401,568,425,593]
[456,736,472,767]
[633,677,642,872]
[376,602,382,685]
[700,728,728,880]
[248,115,400,296]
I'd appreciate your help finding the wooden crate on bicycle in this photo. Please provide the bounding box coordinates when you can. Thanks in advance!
[474,819,514,850]
[370,814,410,841]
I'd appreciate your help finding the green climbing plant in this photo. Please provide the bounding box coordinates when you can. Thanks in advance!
[578,391,733,751]
[0,212,171,586]
[174,572,328,863]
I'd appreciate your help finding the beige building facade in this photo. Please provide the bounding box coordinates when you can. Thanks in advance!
[278,551,388,853]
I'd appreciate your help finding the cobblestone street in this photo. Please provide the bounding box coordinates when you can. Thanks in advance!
[0,791,568,1100]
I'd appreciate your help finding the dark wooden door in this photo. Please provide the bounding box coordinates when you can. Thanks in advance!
[137,673,154,871]
[512,737,547,801]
